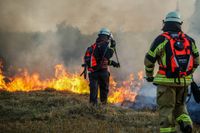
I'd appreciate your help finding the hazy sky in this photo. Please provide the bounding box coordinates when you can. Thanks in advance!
[0,0,196,34]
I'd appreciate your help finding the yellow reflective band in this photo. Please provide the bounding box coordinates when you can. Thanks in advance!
[109,60,112,65]
[192,43,199,53]
[154,79,191,86]
[193,47,198,52]
[194,49,199,54]
[154,74,192,86]
[154,40,168,66]
[193,48,198,53]
[148,50,156,58]
[154,40,168,54]
[154,77,191,82]
[160,127,176,133]
[176,114,192,124]
[110,47,114,52]
[145,66,154,71]
[161,50,167,66]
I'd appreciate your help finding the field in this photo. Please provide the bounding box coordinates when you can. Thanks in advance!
[0,89,199,133]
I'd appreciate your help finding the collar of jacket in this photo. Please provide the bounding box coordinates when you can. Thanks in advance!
[96,35,109,44]
[162,22,182,32]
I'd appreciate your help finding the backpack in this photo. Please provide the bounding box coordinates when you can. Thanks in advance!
[159,32,194,78]
[84,42,109,72]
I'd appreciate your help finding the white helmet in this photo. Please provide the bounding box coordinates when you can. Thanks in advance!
[164,11,182,24]
[98,28,111,36]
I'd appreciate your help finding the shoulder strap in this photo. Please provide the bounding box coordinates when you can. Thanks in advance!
[161,32,171,40]
[161,32,185,40]
[179,32,185,38]
[91,43,96,49]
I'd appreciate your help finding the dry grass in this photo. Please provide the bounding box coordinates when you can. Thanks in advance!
[0,90,199,133]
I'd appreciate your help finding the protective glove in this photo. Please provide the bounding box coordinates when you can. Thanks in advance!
[110,39,116,48]
[110,60,120,68]
[3,77,11,83]
[146,77,154,82]
[110,33,114,40]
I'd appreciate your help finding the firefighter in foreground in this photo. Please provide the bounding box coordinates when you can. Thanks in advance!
[144,11,199,133]
[83,28,120,105]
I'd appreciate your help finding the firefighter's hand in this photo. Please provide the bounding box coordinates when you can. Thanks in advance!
[3,77,11,83]
[81,64,86,67]
[146,77,154,82]
[110,39,116,48]
[110,60,120,68]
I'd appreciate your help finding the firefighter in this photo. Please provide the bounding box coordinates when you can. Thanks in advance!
[144,11,199,133]
[84,28,120,105]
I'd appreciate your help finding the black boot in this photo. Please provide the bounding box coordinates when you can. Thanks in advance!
[178,121,192,133]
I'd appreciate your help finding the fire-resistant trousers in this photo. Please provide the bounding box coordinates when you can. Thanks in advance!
[88,70,110,105]
[157,85,193,133]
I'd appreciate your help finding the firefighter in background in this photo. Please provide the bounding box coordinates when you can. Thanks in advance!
[84,28,120,105]
[144,11,199,133]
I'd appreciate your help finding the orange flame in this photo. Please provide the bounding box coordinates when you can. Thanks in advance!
[0,64,144,103]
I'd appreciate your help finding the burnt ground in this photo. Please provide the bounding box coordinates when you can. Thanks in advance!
[0,89,199,133]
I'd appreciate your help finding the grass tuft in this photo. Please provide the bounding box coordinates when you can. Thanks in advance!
[0,90,199,133]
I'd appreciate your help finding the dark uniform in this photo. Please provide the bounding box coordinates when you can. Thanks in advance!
[84,34,119,105]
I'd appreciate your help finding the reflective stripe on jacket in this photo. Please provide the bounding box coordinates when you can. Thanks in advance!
[144,32,199,86]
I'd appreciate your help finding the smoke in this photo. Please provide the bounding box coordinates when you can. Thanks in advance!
[0,0,194,33]
[0,24,96,77]
[0,0,196,82]
[0,0,196,77]
[190,0,200,35]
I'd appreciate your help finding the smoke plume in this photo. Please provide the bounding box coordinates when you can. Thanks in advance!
[0,0,194,33]
[0,0,195,76]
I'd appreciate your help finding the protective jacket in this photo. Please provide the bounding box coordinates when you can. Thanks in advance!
[145,31,199,86]
[84,36,114,72]
[145,21,197,133]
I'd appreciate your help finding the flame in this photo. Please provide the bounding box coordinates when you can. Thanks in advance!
[108,73,142,103]
[0,64,144,103]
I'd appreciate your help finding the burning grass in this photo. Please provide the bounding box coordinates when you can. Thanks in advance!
[0,64,143,103]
